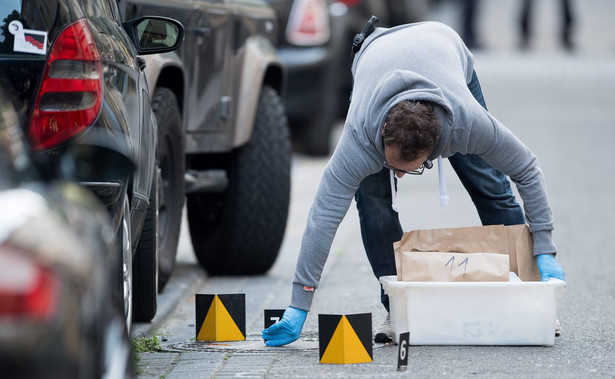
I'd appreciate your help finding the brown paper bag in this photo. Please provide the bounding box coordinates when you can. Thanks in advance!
[401,251,509,282]
[504,224,540,281]
[393,225,540,282]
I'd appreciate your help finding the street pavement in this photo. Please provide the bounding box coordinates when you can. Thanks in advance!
[132,0,615,377]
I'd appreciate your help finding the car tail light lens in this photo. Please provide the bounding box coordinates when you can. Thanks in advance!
[29,19,102,151]
[0,244,59,320]
[336,0,361,6]
[286,0,331,46]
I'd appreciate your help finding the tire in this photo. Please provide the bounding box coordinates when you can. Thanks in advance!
[113,196,132,331]
[132,176,158,322]
[300,91,337,157]
[99,308,134,379]
[187,85,290,275]
[151,87,185,291]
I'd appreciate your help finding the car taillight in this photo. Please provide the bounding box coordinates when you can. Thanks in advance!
[29,19,102,151]
[335,0,361,6]
[286,0,331,46]
[0,244,59,320]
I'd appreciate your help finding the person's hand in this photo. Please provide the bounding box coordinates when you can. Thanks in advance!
[261,307,307,347]
[536,254,565,281]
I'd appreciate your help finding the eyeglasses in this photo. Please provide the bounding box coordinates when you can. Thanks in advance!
[383,162,425,175]
[383,159,433,175]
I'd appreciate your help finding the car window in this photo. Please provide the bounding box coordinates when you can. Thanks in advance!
[0,0,24,55]
[0,0,21,25]
[0,0,59,56]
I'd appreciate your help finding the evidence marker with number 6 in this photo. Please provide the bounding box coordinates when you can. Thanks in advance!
[397,331,410,371]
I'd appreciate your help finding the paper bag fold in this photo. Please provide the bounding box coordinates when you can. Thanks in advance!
[393,225,540,282]
[400,251,509,282]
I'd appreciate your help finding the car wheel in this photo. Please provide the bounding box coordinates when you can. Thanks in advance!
[300,95,337,157]
[113,196,133,331]
[187,85,290,275]
[298,39,343,157]
[132,173,159,322]
[152,87,184,291]
[100,309,134,379]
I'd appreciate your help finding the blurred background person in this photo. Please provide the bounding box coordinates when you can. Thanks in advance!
[461,0,483,49]
[519,0,575,50]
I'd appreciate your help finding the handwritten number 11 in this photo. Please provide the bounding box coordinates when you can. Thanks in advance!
[445,256,469,277]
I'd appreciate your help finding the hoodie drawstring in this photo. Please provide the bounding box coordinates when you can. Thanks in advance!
[438,156,449,207]
[388,156,449,212]
[390,169,399,212]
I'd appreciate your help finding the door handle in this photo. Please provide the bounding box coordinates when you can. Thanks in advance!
[192,27,211,37]
[137,56,146,71]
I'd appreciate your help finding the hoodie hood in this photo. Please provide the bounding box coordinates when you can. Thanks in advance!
[363,69,455,161]
[348,22,477,162]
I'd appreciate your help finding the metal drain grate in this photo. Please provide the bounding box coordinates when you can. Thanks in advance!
[164,335,389,353]
[164,335,319,353]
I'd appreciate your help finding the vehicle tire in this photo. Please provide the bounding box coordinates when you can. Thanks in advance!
[132,176,158,322]
[151,87,184,291]
[99,308,134,378]
[300,86,338,156]
[187,85,290,275]
[299,55,341,157]
[112,196,133,331]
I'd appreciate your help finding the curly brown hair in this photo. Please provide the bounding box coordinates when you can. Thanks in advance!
[383,100,441,162]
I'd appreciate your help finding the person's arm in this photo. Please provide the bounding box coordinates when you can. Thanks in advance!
[465,111,564,281]
[291,126,382,310]
[467,111,555,254]
[262,125,381,346]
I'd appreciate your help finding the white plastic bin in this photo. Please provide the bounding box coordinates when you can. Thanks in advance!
[380,276,565,346]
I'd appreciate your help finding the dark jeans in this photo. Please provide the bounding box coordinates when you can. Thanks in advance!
[355,71,525,311]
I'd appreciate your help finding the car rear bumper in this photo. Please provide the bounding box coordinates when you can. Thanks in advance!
[278,46,331,120]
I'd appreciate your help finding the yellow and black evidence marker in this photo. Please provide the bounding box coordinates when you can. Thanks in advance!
[195,294,245,342]
[318,313,372,364]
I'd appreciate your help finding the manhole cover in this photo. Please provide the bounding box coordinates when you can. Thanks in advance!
[164,335,390,353]
[164,335,318,353]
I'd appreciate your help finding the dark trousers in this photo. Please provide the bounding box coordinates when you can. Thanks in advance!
[354,71,525,311]
[520,0,574,48]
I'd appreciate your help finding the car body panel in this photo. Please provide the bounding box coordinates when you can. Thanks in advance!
[0,0,152,239]
[126,0,291,277]
[128,0,284,153]
[232,34,283,147]
[0,84,132,377]
[0,0,184,325]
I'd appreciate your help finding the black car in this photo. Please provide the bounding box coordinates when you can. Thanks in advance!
[0,0,183,325]
[0,82,134,378]
[264,0,344,156]
[265,0,429,156]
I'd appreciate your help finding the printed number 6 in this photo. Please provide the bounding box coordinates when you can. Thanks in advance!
[399,339,407,360]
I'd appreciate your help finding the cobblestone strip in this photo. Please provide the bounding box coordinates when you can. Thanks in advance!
[135,352,180,378]
[212,353,277,378]
[165,351,230,379]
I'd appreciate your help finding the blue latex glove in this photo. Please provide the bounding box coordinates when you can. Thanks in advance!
[261,307,307,347]
[536,254,565,281]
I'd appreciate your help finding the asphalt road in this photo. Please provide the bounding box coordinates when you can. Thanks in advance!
[132,1,615,377]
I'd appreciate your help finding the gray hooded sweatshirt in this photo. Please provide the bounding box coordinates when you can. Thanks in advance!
[290,22,556,312]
